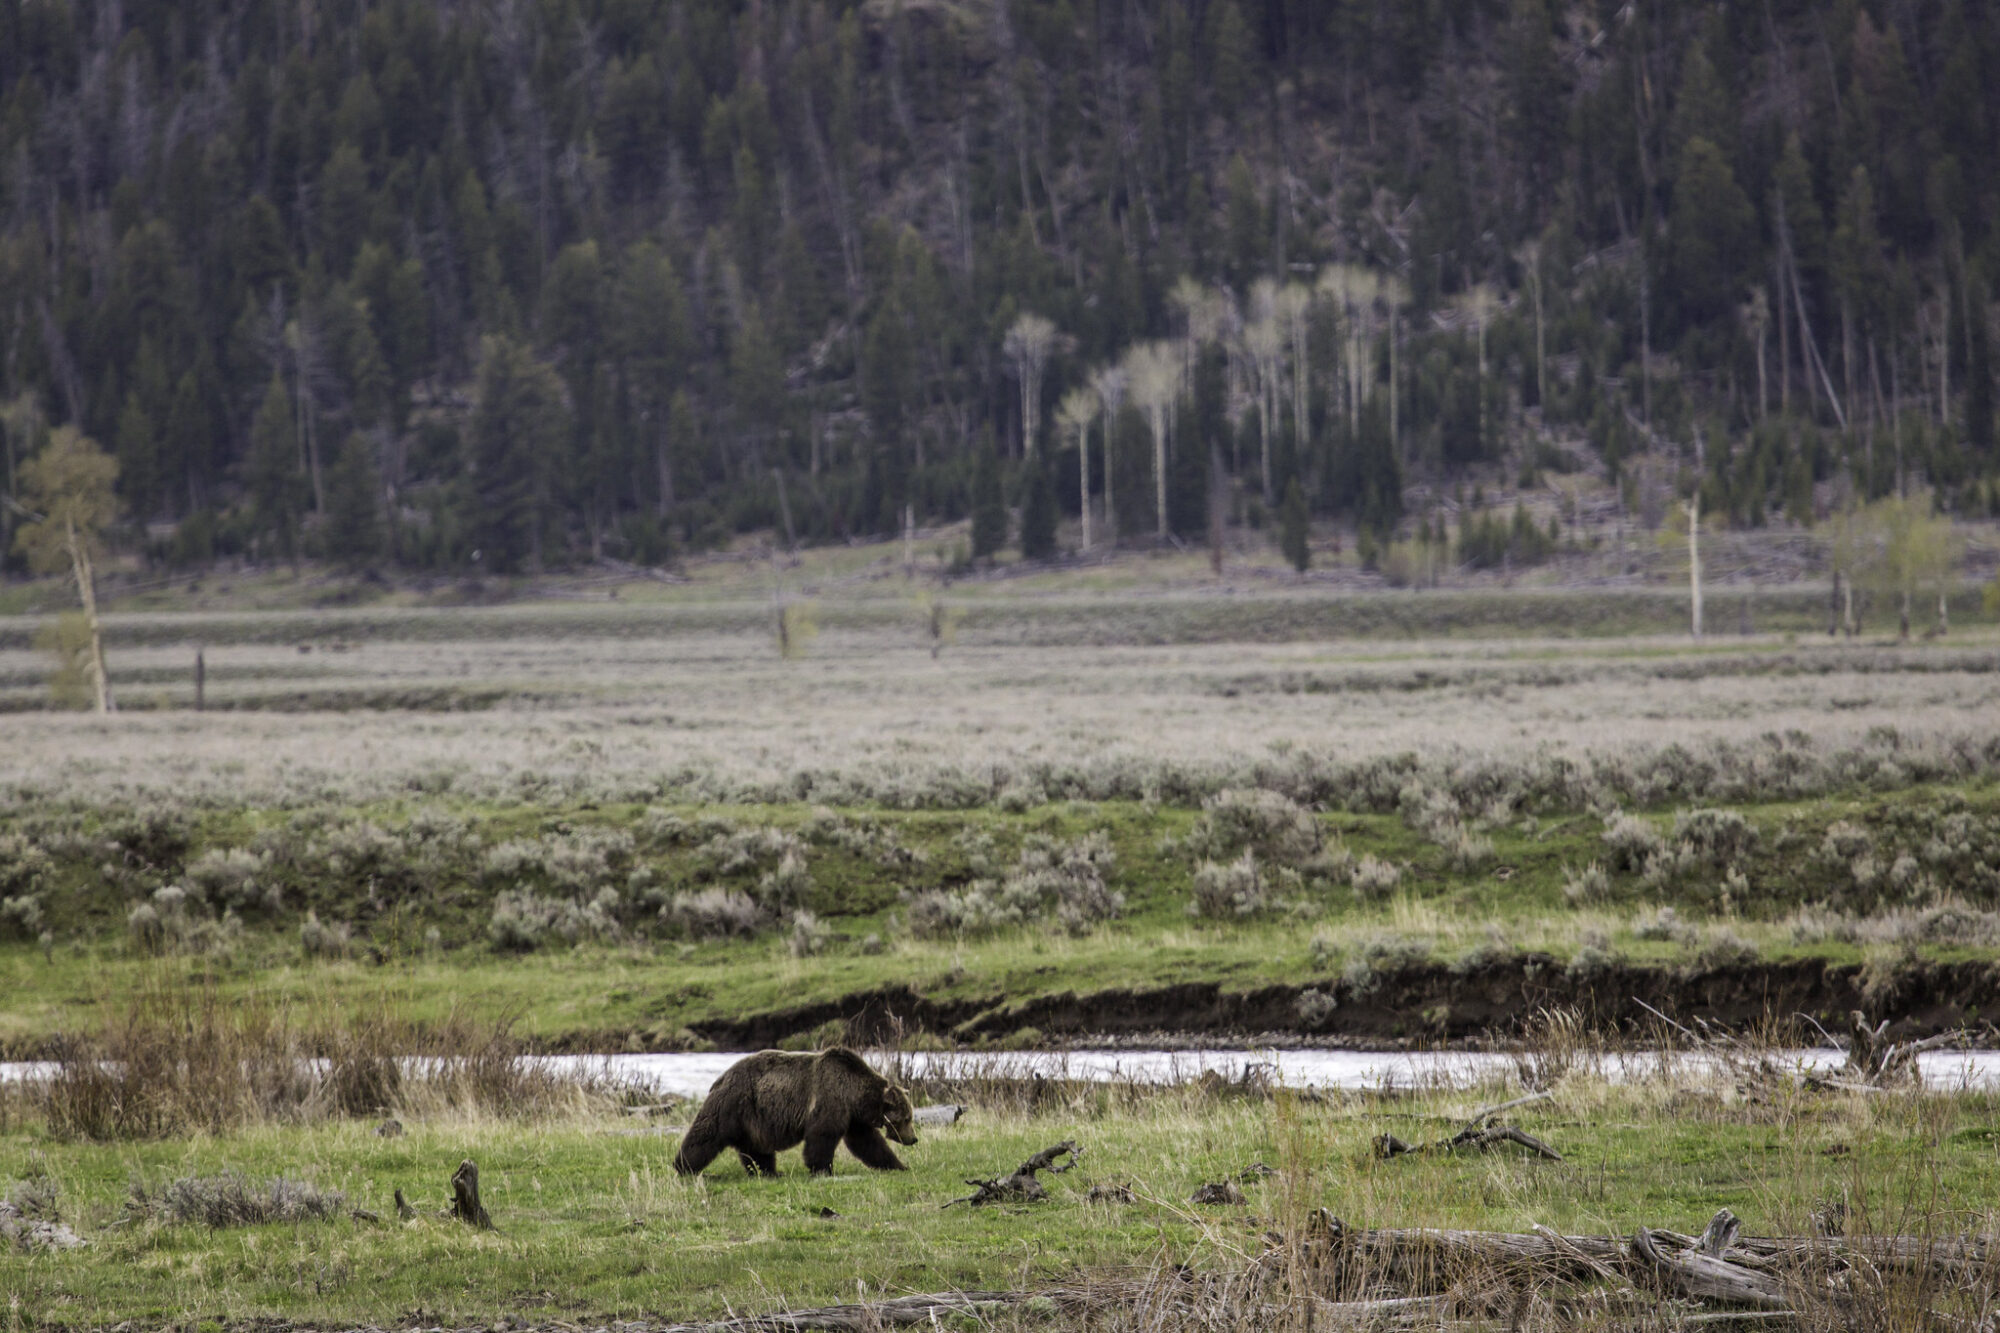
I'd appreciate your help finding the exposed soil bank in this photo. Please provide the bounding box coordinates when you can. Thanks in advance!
[631,957,2000,1052]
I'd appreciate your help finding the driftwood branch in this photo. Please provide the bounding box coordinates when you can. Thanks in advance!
[449,1159,493,1230]
[943,1140,1081,1208]
[1844,1011,1976,1085]
[1374,1123,1563,1161]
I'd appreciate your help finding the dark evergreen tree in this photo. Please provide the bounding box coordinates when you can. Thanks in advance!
[324,432,383,567]
[1019,459,1058,561]
[1279,476,1310,573]
[466,337,568,574]
[245,376,302,563]
[970,443,1007,560]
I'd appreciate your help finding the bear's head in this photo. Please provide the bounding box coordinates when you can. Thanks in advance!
[878,1083,919,1146]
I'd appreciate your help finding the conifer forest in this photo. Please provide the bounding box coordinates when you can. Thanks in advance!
[0,0,1996,573]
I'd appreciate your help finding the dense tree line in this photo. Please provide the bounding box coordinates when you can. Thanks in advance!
[0,0,1997,575]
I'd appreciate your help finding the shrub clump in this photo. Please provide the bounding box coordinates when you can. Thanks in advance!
[0,833,54,898]
[130,1173,345,1228]
[662,888,761,940]
[1294,987,1337,1028]
[1561,861,1612,905]
[1600,812,1665,872]
[788,910,832,958]
[1349,854,1402,901]
[488,888,622,951]
[907,832,1121,937]
[299,910,353,960]
[1184,790,1323,864]
[1341,933,1433,996]
[1187,850,1269,918]
[126,886,240,956]
[185,847,278,914]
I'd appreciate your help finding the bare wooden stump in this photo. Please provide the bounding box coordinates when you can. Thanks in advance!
[450,1159,493,1229]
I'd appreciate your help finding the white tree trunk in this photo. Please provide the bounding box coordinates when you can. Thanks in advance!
[67,516,112,714]
[1151,409,1167,538]
[1688,491,1703,641]
[1100,408,1115,542]
[1078,422,1091,552]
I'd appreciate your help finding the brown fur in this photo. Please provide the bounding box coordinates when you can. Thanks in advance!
[672,1047,918,1177]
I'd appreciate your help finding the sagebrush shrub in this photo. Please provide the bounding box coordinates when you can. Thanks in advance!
[488,888,621,951]
[1561,861,1611,905]
[662,888,760,940]
[299,910,352,960]
[788,910,832,958]
[1601,812,1664,872]
[1187,851,1268,918]
[1185,790,1322,864]
[1349,854,1402,901]
[0,833,53,897]
[185,848,276,914]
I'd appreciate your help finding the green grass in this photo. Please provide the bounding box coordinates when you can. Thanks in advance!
[5,1076,1995,1327]
[5,784,1999,1052]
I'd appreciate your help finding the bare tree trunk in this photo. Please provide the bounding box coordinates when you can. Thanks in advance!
[1078,422,1091,552]
[67,515,112,714]
[1151,410,1167,539]
[1776,250,1792,415]
[1689,490,1702,640]
[1100,407,1115,544]
[1755,322,1768,422]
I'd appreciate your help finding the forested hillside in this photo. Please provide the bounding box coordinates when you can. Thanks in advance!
[0,0,1996,573]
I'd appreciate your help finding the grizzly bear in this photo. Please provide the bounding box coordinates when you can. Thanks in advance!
[672,1047,919,1177]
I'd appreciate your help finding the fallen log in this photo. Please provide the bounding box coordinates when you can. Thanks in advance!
[1632,1226,1793,1310]
[942,1140,1080,1207]
[1303,1211,1999,1296]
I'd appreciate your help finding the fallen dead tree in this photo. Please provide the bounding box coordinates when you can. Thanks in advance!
[1298,1209,1999,1317]
[942,1140,1082,1207]
[584,1207,1998,1333]
[1373,1090,1563,1161]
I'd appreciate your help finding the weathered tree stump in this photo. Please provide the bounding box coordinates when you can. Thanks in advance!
[450,1159,493,1229]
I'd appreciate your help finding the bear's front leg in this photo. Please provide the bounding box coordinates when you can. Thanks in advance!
[802,1127,843,1175]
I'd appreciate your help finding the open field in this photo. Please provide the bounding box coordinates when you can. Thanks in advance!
[3,614,2000,810]
[4,583,2000,1328]
[5,1032,2000,1329]
[3,582,2000,1051]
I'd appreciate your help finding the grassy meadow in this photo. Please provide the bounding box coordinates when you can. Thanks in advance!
[4,567,2000,1326]
[6,1033,1999,1328]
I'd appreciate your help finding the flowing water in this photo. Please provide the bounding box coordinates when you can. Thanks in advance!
[6,1047,1997,1098]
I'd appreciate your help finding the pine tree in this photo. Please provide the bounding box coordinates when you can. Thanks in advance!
[324,432,383,568]
[970,443,1007,560]
[246,376,302,562]
[1669,137,1755,327]
[1019,459,1059,561]
[467,336,568,574]
[1280,477,1310,573]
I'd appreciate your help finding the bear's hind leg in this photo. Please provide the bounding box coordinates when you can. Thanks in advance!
[737,1149,778,1177]
[843,1126,908,1171]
